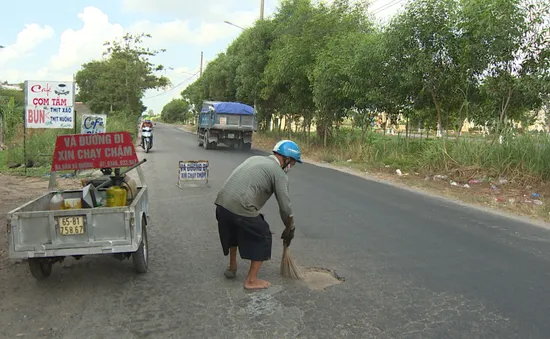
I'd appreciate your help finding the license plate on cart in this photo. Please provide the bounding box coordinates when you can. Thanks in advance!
[227,133,234,138]
[57,216,86,235]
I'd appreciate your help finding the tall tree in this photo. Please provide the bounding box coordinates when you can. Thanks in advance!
[233,19,278,130]
[161,98,191,123]
[76,33,171,117]
[385,0,461,137]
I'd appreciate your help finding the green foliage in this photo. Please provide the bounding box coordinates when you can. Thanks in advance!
[76,33,171,117]
[180,0,549,140]
[0,88,24,106]
[0,95,22,143]
[161,98,191,123]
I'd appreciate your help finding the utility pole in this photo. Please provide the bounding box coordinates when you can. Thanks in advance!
[196,51,204,126]
[200,51,203,77]
[260,0,265,20]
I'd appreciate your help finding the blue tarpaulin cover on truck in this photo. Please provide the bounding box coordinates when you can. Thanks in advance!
[200,101,255,115]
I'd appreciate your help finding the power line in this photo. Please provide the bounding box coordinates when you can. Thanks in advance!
[144,71,200,99]
[372,0,406,15]
[368,0,386,7]
[371,0,406,15]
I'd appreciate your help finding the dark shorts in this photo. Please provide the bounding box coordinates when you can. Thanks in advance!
[215,205,272,262]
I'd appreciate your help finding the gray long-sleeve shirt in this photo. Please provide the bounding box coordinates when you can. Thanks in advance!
[214,155,293,224]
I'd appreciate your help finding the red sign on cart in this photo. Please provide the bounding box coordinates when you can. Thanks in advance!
[51,131,138,171]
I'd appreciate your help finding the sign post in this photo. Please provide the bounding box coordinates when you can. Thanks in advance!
[177,160,210,188]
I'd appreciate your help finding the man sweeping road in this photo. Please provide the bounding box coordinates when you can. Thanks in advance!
[214,140,302,290]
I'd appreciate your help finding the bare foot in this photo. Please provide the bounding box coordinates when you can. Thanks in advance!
[244,279,271,290]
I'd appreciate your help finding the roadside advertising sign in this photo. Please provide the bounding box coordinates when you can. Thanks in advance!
[81,114,107,134]
[25,80,75,129]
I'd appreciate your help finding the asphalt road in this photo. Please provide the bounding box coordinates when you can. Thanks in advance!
[2,122,550,339]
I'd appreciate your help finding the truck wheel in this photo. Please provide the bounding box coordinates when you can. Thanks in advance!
[204,132,216,150]
[204,132,210,150]
[242,142,252,151]
[28,258,52,280]
[198,131,204,146]
[132,221,149,274]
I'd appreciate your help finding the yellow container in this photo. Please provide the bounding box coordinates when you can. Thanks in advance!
[64,198,82,210]
[106,186,127,207]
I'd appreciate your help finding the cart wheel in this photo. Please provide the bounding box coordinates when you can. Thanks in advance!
[241,142,252,151]
[132,222,149,274]
[28,258,52,280]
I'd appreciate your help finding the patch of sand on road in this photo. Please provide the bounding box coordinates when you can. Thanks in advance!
[301,267,344,291]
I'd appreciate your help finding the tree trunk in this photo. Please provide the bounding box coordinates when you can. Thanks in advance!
[498,87,513,135]
[288,118,292,139]
[307,121,311,147]
[445,109,449,138]
[456,119,465,139]
[383,121,387,153]
[360,125,367,148]
[431,89,443,137]
[0,113,4,146]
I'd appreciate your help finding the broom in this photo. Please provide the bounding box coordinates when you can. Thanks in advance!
[280,224,304,279]
[280,245,304,279]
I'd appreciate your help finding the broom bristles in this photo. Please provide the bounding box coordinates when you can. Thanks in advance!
[280,246,304,279]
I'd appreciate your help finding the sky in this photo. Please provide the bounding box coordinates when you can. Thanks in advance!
[0,0,406,114]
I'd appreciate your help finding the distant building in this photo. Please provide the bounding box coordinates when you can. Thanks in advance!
[0,81,22,91]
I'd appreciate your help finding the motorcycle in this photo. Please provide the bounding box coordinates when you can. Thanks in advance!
[141,126,153,153]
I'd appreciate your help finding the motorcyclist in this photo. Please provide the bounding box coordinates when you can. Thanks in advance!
[139,117,154,147]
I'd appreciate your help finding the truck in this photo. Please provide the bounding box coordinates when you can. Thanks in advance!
[197,101,257,151]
